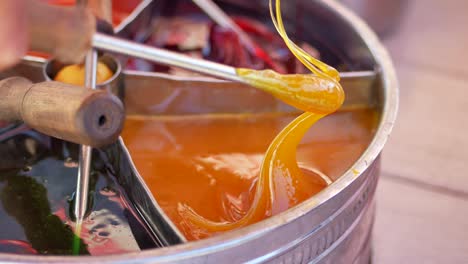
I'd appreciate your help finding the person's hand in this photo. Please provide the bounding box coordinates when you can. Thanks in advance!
[0,0,27,71]
[0,0,112,71]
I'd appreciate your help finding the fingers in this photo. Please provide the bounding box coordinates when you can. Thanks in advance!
[0,0,27,71]
[26,0,96,64]
[88,0,112,23]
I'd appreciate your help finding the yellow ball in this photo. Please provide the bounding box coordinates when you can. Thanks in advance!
[54,62,114,86]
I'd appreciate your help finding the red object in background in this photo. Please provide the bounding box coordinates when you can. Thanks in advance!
[25,51,51,60]
[234,18,284,72]
[206,18,294,73]
[234,17,276,42]
[206,19,285,72]
[206,25,256,69]
[0,121,9,130]
[112,0,143,26]
[127,15,298,74]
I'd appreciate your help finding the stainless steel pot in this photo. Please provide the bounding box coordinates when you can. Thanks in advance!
[0,0,398,262]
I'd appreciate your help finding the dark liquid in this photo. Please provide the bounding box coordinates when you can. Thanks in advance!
[0,127,157,255]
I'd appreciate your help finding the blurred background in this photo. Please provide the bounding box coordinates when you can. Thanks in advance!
[344,0,468,263]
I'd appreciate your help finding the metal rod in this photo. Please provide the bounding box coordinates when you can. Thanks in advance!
[93,33,376,84]
[74,50,98,224]
[93,33,243,83]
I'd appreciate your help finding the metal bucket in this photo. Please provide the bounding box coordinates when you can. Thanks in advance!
[0,0,398,262]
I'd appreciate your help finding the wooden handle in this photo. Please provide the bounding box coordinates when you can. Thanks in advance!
[0,77,124,148]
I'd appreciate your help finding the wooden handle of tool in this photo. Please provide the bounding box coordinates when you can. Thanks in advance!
[0,77,124,148]
[26,0,96,64]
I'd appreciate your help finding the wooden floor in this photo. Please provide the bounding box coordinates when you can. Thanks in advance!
[371,1,468,263]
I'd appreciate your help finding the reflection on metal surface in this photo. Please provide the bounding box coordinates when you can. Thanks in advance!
[101,139,187,245]
[0,133,161,255]
[122,70,376,116]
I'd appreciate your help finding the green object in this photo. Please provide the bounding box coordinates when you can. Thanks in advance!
[0,171,89,255]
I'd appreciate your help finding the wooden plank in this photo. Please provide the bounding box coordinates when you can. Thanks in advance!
[374,1,468,261]
[373,176,468,264]
[380,62,468,192]
[384,0,468,76]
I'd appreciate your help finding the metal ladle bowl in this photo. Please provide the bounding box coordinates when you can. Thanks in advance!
[43,54,124,99]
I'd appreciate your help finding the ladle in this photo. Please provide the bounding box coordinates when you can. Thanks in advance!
[93,33,347,113]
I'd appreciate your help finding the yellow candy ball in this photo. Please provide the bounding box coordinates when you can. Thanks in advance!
[54,62,114,86]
